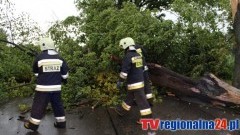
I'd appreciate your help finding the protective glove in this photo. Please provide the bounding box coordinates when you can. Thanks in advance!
[62,79,68,85]
[116,81,124,90]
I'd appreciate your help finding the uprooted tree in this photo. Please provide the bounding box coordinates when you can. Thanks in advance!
[45,0,236,107]
[110,0,240,107]
[148,63,240,107]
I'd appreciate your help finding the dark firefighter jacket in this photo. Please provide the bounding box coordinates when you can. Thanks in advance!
[120,47,144,90]
[33,50,68,91]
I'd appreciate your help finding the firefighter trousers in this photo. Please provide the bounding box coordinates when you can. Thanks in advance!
[121,88,152,117]
[144,71,154,106]
[30,91,65,124]
[144,71,152,97]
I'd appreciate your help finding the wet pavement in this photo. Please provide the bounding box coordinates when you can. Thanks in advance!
[0,96,240,135]
[0,98,115,135]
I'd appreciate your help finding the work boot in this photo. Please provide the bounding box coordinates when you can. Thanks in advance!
[54,121,66,128]
[114,106,128,116]
[24,121,39,131]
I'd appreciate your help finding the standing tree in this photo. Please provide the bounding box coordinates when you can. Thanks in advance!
[231,0,240,89]
[0,0,42,44]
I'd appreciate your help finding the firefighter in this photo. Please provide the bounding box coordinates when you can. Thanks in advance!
[24,37,69,131]
[134,44,154,106]
[115,37,152,123]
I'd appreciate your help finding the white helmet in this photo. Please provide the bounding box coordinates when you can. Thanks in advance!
[39,37,55,51]
[119,37,135,49]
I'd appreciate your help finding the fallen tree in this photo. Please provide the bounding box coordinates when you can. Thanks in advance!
[147,63,240,107]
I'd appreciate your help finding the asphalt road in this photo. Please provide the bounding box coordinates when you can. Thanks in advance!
[0,96,239,135]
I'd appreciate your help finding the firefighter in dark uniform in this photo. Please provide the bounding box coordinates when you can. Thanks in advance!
[134,44,154,106]
[115,37,152,123]
[24,37,69,131]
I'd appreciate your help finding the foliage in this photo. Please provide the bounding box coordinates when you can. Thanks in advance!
[0,30,36,104]
[48,16,84,45]
[47,37,121,106]
[115,0,174,12]
[0,0,43,104]
[169,0,233,79]
[18,103,30,112]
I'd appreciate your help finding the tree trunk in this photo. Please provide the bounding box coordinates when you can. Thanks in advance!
[231,0,238,19]
[232,0,240,89]
[148,63,240,106]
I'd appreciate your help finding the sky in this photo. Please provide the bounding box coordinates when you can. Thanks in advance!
[14,0,79,32]
[12,0,178,33]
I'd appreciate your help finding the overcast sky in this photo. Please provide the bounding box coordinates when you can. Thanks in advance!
[14,0,79,32]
